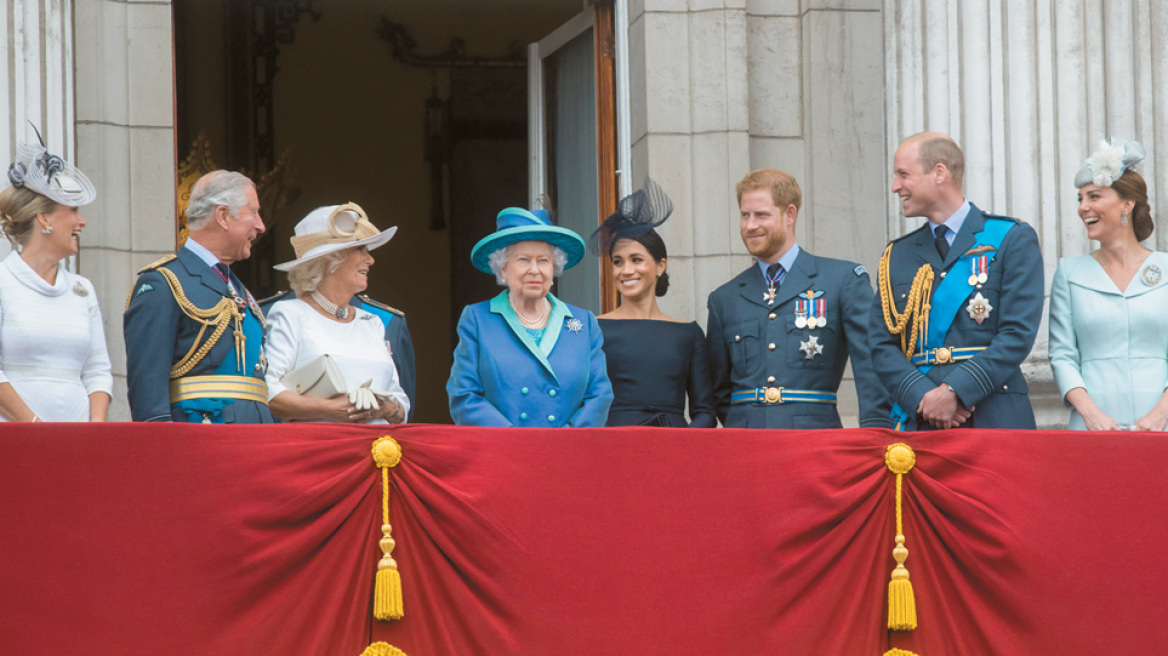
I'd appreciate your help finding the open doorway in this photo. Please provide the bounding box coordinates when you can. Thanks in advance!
[172,0,617,423]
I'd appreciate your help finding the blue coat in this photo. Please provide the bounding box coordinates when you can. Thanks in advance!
[123,247,274,423]
[868,204,1044,430]
[1049,252,1168,430]
[706,249,891,429]
[447,292,613,427]
[260,291,417,421]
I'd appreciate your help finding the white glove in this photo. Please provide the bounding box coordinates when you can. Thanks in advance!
[370,388,405,421]
[348,380,380,412]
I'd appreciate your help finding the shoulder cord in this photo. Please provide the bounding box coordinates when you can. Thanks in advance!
[877,243,934,358]
[154,267,242,379]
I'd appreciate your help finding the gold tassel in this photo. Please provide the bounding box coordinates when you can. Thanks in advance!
[885,443,917,631]
[359,641,408,656]
[372,437,404,621]
[883,650,920,656]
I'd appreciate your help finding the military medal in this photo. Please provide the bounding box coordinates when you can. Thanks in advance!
[1141,264,1162,286]
[795,313,808,329]
[799,335,824,360]
[967,255,989,287]
[764,288,776,305]
[72,281,88,296]
[763,264,786,306]
[797,290,825,330]
[966,291,993,325]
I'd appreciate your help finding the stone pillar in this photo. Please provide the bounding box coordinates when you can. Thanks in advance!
[74,0,176,420]
[1,0,77,260]
[885,0,1168,427]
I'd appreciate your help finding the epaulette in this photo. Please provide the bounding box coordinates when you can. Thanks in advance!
[359,294,404,317]
[258,290,294,307]
[985,213,1024,224]
[137,253,177,274]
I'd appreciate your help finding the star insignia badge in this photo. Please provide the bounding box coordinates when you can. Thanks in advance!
[799,335,824,360]
[965,292,993,325]
[566,318,583,333]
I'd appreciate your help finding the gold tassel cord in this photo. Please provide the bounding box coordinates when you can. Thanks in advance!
[885,443,918,632]
[372,437,404,621]
[878,245,934,358]
[359,641,408,656]
[883,650,920,656]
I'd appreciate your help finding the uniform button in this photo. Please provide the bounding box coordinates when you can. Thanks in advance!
[767,376,775,384]
[521,387,529,395]
[547,415,556,422]
[769,313,776,320]
[735,335,741,342]
[1003,384,1009,391]
[768,343,776,351]
[548,389,557,397]
[520,412,528,420]
[940,271,947,279]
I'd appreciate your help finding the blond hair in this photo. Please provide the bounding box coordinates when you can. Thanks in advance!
[736,168,802,210]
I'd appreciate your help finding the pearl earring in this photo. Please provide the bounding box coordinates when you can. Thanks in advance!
[42,225,52,234]
[1121,212,1129,226]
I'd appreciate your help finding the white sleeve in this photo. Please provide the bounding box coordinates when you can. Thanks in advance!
[263,304,300,400]
[80,279,114,396]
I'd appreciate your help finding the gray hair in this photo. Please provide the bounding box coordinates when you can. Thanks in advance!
[287,249,348,295]
[487,243,568,285]
[185,170,256,230]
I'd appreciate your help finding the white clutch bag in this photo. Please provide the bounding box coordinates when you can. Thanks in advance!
[280,355,347,398]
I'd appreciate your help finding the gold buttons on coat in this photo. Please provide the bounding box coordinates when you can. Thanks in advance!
[769,313,776,320]
[767,376,775,384]
[768,343,776,351]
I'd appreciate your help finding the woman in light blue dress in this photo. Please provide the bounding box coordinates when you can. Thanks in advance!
[1049,139,1168,431]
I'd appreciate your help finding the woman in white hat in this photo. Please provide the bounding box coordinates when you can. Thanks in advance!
[264,203,409,423]
[0,132,112,422]
[447,207,613,427]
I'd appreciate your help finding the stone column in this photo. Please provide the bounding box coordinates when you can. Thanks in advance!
[884,0,1168,427]
[74,0,176,420]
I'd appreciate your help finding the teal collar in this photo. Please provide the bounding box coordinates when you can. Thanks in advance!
[490,291,574,382]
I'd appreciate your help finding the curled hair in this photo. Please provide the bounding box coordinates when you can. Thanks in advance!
[1111,169,1155,242]
[910,133,965,187]
[610,228,671,297]
[487,243,568,286]
[185,170,255,230]
[287,249,349,296]
[736,168,801,211]
[0,186,57,247]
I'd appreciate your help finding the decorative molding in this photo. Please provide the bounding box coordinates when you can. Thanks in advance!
[376,18,525,69]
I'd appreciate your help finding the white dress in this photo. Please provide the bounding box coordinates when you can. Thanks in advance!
[0,251,113,422]
[264,298,410,423]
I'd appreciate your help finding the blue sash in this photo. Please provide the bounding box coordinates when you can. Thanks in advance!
[890,218,1015,429]
[175,304,266,424]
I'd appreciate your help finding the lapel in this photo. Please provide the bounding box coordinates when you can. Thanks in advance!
[177,246,232,300]
[942,204,985,271]
[1070,251,1168,298]
[772,250,816,309]
[735,266,773,310]
[489,292,561,383]
[905,223,941,271]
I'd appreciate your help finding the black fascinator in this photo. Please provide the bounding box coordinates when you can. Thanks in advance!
[588,177,673,256]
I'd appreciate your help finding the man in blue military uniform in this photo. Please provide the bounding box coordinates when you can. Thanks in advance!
[870,132,1044,430]
[123,170,274,423]
[707,168,891,429]
[259,290,416,421]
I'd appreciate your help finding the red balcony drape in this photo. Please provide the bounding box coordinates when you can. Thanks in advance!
[2,424,1166,655]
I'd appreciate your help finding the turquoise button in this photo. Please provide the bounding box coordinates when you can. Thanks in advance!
[520,412,528,420]
[521,387,529,394]
[547,415,555,422]
[548,389,557,397]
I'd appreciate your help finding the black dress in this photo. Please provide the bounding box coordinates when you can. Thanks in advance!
[598,319,717,427]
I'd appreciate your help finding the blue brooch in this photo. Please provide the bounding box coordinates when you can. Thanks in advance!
[566,318,583,333]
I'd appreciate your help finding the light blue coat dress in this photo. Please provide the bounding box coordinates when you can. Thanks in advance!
[447,291,613,427]
[1049,252,1168,430]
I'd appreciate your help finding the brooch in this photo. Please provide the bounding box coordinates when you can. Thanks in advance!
[73,281,88,297]
[1141,264,1162,286]
[799,335,824,360]
[966,292,993,325]
[566,318,583,333]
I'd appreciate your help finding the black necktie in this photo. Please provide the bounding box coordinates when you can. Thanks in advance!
[766,262,782,282]
[933,225,950,260]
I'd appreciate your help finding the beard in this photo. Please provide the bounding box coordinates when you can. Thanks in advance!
[742,228,787,261]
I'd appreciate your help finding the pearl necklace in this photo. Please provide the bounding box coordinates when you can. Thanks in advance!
[511,296,550,329]
[312,290,349,320]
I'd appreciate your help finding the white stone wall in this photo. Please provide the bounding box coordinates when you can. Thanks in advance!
[74,0,176,421]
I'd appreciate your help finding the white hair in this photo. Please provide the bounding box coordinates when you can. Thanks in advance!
[487,243,567,286]
[185,170,255,230]
[287,249,348,295]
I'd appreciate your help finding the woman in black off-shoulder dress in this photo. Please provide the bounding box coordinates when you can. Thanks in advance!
[590,179,717,427]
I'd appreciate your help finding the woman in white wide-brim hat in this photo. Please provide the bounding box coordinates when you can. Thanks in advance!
[0,131,112,422]
[264,203,410,423]
[446,206,613,427]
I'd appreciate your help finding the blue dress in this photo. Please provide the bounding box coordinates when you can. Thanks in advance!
[1049,252,1168,430]
[598,319,716,427]
[447,291,613,427]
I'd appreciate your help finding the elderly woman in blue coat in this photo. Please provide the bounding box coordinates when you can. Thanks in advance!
[448,208,613,427]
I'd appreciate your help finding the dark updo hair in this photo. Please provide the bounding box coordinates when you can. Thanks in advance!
[611,227,670,297]
[0,185,56,246]
[1110,169,1154,242]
